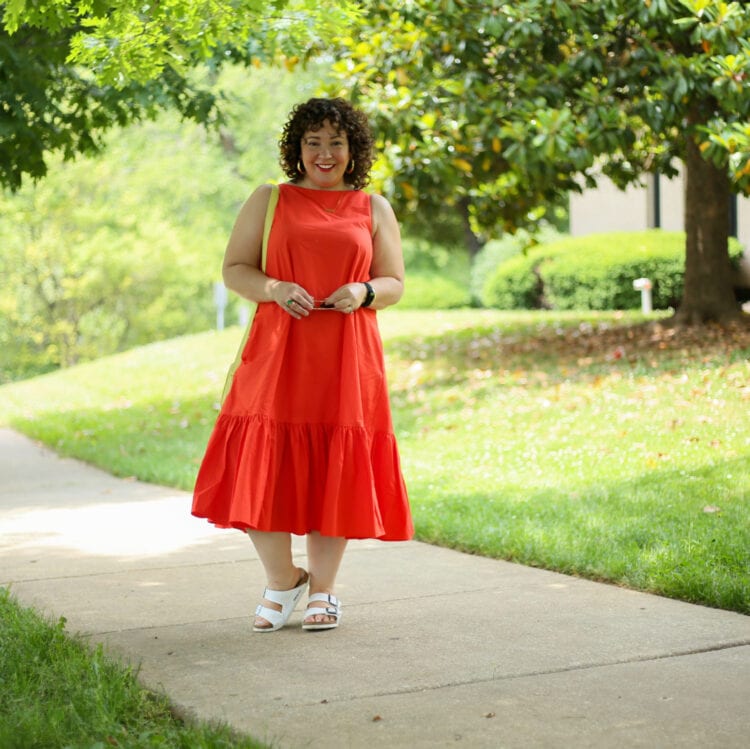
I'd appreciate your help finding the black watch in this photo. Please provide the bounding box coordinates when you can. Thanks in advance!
[361,281,375,308]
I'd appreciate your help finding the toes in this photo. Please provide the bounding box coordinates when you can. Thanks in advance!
[304,614,333,624]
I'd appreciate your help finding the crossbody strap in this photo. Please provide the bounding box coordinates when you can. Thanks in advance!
[221,184,279,402]
[261,184,279,271]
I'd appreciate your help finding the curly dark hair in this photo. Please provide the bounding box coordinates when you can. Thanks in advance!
[279,98,374,190]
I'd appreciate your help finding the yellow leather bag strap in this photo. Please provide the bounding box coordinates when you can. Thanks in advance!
[261,184,279,272]
[221,185,279,402]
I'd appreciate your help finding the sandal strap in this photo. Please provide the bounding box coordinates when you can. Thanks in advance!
[262,584,304,607]
[304,593,341,622]
[260,571,308,606]
[305,606,340,619]
[255,604,284,626]
[307,593,340,608]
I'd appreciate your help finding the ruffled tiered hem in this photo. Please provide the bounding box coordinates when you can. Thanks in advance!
[192,413,413,541]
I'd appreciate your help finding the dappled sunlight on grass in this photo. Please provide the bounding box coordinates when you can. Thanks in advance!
[0,328,244,420]
[1,310,748,611]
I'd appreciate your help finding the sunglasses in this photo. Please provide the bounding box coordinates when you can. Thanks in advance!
[312,300,336,310]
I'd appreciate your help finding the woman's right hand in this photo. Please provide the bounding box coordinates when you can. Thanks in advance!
[270,281,314,319]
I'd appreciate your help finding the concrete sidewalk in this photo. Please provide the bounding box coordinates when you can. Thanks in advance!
[1,427,748,748]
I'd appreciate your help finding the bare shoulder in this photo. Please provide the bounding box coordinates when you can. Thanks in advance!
[369,191,394,214]
[369,192,397,232]
[236,183,276,221]
[226,184,277,248]
[248,182,276,207]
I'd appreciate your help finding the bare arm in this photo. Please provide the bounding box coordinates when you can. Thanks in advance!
[367,192,405,310]
[222,184,313,317]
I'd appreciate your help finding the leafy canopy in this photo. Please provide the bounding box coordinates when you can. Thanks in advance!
[0,63,321,380]
[328,0,750,237]
[0,0,357,190]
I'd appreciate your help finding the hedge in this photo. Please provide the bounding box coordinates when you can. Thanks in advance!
[470,227,564,305]
[483,230,745,310]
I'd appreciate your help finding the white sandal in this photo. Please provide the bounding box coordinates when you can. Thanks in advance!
[302,593,342,631]
[253,571,308,632]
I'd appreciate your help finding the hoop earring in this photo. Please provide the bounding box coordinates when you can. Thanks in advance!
[346,160,355,174]
[297,160,305,174]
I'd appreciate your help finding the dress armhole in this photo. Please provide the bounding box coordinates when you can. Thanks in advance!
[368,192,376,238]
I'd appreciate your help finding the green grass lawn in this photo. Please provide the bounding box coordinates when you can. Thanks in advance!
[0,588,266,748]
[1,309,749,614]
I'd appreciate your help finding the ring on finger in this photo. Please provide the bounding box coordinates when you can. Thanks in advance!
[285,299,295,308]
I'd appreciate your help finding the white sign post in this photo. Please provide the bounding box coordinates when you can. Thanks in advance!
[213,282,228,331]
[632,278,653,314]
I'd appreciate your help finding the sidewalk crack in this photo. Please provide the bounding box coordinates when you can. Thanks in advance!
[287,640,750,707]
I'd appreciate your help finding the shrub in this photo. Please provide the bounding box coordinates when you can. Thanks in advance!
[470,235,525,305]
[540,232,687,310]
[481,252,544,310]
[471,227,564,306]
[483,230,745,311]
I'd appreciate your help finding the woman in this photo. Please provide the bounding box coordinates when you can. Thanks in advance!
[192,97,413,632]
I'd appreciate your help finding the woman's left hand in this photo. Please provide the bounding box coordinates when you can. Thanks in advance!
[324,283,368,315]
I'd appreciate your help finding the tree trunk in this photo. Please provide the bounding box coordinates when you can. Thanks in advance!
[674,136,739,325]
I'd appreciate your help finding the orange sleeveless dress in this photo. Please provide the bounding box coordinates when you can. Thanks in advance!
[192,184,413,540]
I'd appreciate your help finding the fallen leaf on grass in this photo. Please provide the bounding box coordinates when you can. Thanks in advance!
[399,318,750,381]
[703,505,721,514]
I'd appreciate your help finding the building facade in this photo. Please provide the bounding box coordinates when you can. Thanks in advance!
[569,169,750,287]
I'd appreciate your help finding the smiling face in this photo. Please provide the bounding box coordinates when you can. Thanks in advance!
[298,120,351,190]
